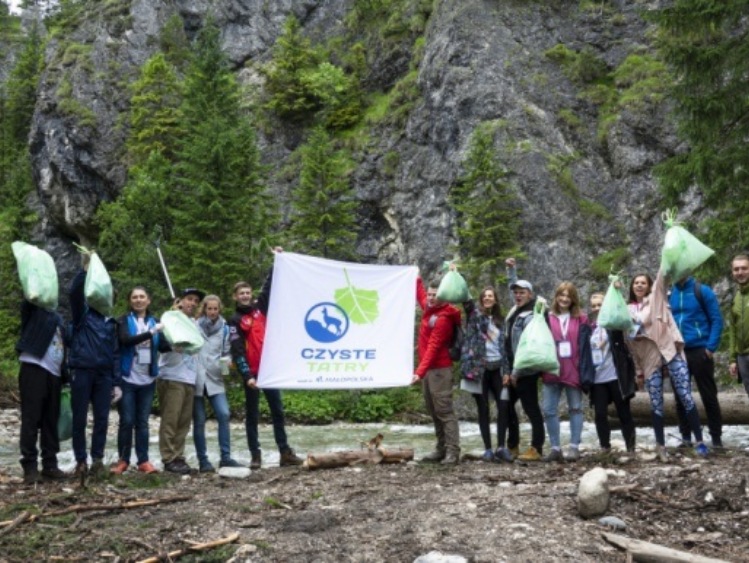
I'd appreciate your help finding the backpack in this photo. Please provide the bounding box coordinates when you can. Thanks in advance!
[449,323,464,361]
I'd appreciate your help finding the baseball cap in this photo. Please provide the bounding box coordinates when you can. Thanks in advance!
[181,287,206,300]
[510,280,533,292]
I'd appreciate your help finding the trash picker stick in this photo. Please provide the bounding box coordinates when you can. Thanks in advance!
[154,237,175,299]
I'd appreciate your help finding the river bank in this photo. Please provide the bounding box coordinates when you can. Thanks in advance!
[1,443,748,562]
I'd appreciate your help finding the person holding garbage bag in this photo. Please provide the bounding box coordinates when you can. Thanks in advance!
[626,272,709,461]
[229,248,304,470]
[588,289,637,454]
[68,250,119,479]
[110,286,166,475]
[729,254,749,399]
[157,288,205,474]
[14,243,68,484]
[192,295,242,472]
[540,282,594,463]
[504,260,548,462]
[411,273,463,465]
[459,283,519,463]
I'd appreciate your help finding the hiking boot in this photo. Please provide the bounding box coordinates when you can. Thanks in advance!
[494,448,514,463]
[250,451,262,470]
[440,451,460,465]
[420,450,446,463]
[677,437,693,449]
[164,460,191,475]
[23,467,41,485]
[219,458,242,468]
[198,460,215,473]
[280,448,304,467]
[517,447,541,462]
[656,444,669,463]
[137,461,159,474]
[695,443,710,459]
[565,447,581,462]
[89,459,106,480]
[543,449,564,463]
[481,449,494,462]
[73,461,88,478]
[41,467,68,481]
[509,446,520,460]
[109,460,129,475]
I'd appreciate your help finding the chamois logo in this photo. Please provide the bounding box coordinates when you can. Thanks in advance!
[304,302,350,343]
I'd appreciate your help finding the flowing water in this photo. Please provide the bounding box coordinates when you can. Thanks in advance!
[2,412,749,471]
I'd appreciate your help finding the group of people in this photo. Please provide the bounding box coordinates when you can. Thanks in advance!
[17,250,303,484]
[413,254,749,465]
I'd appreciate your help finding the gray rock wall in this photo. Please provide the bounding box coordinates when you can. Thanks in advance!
[24,0,683,302]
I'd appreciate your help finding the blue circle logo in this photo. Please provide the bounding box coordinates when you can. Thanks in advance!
[304,302,349,343]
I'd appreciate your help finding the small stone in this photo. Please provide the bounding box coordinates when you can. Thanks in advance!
[413,551,467,563]
[598,516,627,530]
[218,467,251,479]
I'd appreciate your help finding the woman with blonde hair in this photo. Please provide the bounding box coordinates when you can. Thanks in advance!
[542,282,594,462]
[192,294,240,472]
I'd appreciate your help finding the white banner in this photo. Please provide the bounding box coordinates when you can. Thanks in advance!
[258,252,417,389]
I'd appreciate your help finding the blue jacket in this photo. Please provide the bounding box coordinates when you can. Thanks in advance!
[118,312,163,379]
[669,277,723,352]
[68,270,120,382]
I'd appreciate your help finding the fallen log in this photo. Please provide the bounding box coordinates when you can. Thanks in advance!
[609,391,749,427]
[305,448,414,470]
[136,532,240,563]
[601,532,729,563]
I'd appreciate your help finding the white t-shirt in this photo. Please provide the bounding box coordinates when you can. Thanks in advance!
[591,325,617,384]
[19,327,64,377]
[124,317,153,386]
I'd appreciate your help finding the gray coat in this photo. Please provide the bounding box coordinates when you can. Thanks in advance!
[195,318,230,397]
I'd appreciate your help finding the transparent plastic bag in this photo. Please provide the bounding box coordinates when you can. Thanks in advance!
[11,241,59,310]
[58,387,72,442]
[84,252,114,316]
[436,263,471,303]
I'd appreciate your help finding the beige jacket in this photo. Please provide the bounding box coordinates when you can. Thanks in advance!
[626,271,685,379]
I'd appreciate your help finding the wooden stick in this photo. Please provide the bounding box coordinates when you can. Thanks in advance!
[136,532,240,563]
[602,532,730,562]
[0,495,191,527]
[0,511,29,537]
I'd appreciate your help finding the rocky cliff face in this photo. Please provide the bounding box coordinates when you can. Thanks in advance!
[27,0,681,298]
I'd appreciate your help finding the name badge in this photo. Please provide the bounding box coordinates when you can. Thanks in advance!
[138,348,151,365]
[558,341,572,359]
[592,348,604,366]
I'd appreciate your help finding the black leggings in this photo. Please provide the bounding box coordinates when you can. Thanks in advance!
[504,374,544,453]
[592,380,635,451]
[473,368,519,450]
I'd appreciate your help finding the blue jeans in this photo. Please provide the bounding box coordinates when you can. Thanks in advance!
[70,368,113,463]
[244,386,289,454]
[542,383,584,449]
[193,393,232,463]
[117,380,155,465]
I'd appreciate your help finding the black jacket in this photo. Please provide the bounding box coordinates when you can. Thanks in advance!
[16,300,65,359]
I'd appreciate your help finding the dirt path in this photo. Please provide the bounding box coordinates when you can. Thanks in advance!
[1,450,748,562]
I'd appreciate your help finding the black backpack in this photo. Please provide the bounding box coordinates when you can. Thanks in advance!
[449,323,465,361]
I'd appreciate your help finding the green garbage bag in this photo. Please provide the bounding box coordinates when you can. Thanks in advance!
[161,311,205,354]
[58,387,72,442]
[11,241,59,310]
[513,300,559,375]
[85,252,114,316]
[436,263,471,303]
[660,209,714,281]
[597,274,633,332]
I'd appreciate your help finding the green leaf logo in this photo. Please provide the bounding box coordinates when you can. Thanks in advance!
[334,268,379,325]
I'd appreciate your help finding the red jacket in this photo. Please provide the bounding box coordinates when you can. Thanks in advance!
[234,308,266,376]
[415,278,461,377]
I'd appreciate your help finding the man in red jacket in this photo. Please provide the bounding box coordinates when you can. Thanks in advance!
[412,277,462,465]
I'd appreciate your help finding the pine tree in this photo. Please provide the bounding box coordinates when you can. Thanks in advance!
[288,126,359,260]
[167,20,277,299]
[449,122,523,289]
[262,15,321,121]
[648,1,749,275]
[126,53,183,166]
